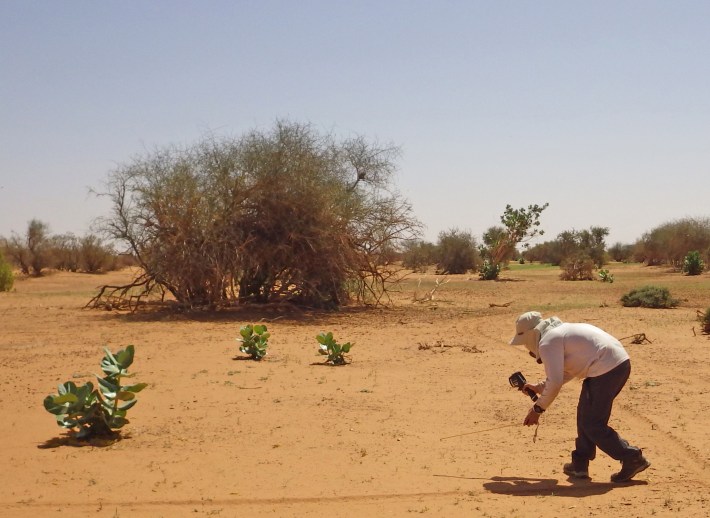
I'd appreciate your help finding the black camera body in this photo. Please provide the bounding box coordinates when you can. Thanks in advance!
[509,371,538,401]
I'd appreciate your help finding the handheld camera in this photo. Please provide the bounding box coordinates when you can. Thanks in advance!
[509,371,538,401]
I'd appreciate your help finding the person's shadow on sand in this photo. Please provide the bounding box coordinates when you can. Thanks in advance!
[483,475,647,496]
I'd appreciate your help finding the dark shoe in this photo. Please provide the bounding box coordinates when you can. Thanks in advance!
[611,454,651,483]
[563,462,590,479]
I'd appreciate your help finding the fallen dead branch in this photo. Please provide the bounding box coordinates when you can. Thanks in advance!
[488,301,512,308]
[85,273,164,312]
[417,340,482,353]
[412,277,449,303]
[619,333,652,345]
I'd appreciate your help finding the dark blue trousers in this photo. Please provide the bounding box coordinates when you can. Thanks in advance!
[571,359,640,466]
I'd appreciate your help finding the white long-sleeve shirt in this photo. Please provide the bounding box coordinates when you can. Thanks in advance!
[535,323,630,410]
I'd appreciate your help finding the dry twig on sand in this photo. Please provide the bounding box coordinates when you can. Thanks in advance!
[619,333,653,345]
[412,277,449,303]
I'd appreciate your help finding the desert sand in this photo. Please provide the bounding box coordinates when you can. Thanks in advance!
[1,263,709,517]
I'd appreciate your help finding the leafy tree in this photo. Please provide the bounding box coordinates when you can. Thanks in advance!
[480,226,516,264]
[478,203,548,279]
[436,228,479,274]
[92,121,421,309]
[577,227,609,268]
[26,219,50,275]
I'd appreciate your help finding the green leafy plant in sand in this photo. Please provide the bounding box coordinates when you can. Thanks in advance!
[43,345,147,439]
[598,269,615,283]
[238,324,270,360]
[317,332,353,365]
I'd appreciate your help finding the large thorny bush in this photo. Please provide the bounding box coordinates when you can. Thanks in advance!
[95,121,421,309]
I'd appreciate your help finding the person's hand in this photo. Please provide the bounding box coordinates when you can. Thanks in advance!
[524,383,541,395]
[524,407,540,426]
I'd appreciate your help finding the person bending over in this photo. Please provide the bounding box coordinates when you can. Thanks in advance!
[509,311,650,483]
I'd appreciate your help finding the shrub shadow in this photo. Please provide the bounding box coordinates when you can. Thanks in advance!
[87,303,374,325]
[37,432,127,449]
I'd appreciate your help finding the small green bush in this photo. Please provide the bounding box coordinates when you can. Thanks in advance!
[0,253,13,292]
[316,332,352,365]
[237,324,269,360]
[621,285,679,309]
[682,251,705,276]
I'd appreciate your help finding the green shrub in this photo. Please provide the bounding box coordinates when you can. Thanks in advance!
[682,250,705,276]
[698,308,710,334]
[237,324,269,360]
[43,345,147,439]
[621,285,679,309]
[0,253,13,292]
[316,332,352,365]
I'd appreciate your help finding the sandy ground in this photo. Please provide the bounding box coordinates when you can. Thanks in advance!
[1,263,709,517]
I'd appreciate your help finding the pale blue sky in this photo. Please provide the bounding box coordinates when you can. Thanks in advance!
[2,1,709,247]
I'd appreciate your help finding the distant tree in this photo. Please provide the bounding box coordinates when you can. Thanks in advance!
[555,230,579,265]
[577,227,609,268]
[26,219,51,275]
[524,226,609,270]
[5,219,51,276]
[401,240,437,272]
[607,242,634,263]
[634,218,710,267]
[4,234,29,275]
[523,240,559,264]
[436,228,479,274]
[51,233,81,272]
[80,234,114,273]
